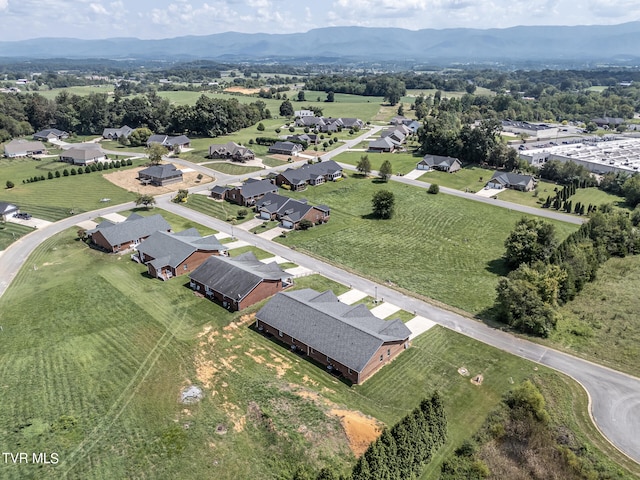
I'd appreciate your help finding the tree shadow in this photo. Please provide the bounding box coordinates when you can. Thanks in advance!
[371,178,389,184]
[486,257,509,276]
[360,212,381,220]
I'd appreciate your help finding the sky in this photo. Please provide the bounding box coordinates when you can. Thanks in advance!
[0,0,639,41]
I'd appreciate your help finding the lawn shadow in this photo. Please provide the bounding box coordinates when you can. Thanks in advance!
[486,257,509,276]
[371,178,389,184]
[360,212,381,220]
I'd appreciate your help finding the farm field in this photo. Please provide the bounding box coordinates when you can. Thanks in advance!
[275,176,578,316]
[34,84,115,100]
[0,230,629,479]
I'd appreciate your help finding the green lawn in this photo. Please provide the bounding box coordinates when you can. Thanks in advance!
[498,185,628,212]
[202,162,264,175]
[336,151,422,175]
[0,228,632,479]
[417,165,496,193]
[0,221,35,250]
[275,176,578,316]
[0,170,137,221]
[183,194,255,224]
[228,245,272,260]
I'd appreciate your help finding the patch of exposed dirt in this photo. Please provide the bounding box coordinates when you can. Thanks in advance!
[458,367,470,377]
[103,165,213,195]
[266,352,293,378]
[330,409,383,457]
[471,374,484,385]
[224,313,255,331]
[224,86,262,95]
[268,154,295,162]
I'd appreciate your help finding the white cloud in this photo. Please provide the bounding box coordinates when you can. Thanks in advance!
[0,0,8,11]
[89,3,108,15]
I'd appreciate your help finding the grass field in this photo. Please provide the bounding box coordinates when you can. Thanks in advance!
[498,185,628,211]
[0,221,35,250]
[183,193,255,224]
[202,162,264,175]
[274,176,578,316]
[336,151,422,175]
[34,85,115,100]
[1,230,631,479]
[417,165,495,192]
[0,167,138,221]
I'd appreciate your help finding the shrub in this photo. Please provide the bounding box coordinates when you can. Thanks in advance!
[63,169,69,177]
[428,183,440,194]
[84,166,91,174]
[126,159,133,166]
[237,208,249,218]
[298,219,313,230]
[77,168,83,175]
[257,122,265,131]
[55,170,60,178]
[6,180,14,189]
[47,171,54,180]
[289,126,295,133]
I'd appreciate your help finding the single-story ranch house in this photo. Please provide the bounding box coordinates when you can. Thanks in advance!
[147,134,191,152]
[33,128,69,142]
[417,155,462,173]
[136,228,228,280]
[255,192,330,229]
[225,178,278,206]
[368,136,400,153]
[275,160,343,191]
[3,139,47,158]
[256,288,411,384]
[138,164,183,186]
[487,171,536,192]
[268,141,303,156]
[189,252,293,311]
[59,143,107,166]
[102,125,134,140]
[0,201,19,220]
[88,213,171,253]
[208,141,255,162]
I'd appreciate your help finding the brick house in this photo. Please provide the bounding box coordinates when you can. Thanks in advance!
[88,213,171,253]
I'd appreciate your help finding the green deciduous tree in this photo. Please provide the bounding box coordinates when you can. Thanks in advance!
[356,155,371,176]
[504,217,557,270]
[135,193,155,209]
[147,143,167,166]
[372,189,395,219]
[279,99,294,117]
[378,160,393,182]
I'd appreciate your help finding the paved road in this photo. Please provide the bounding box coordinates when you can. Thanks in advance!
[156,196,640,464]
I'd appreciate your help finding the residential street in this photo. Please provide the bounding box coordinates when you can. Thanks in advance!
[0,126,638,465]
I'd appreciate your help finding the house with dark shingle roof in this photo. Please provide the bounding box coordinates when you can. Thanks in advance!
[102,125,133,140]
[210,185,230,201]
[59,143,107,166]
[368,136,399,153]
[138,163,183,186]
[487,171,536,191]
[225,178,278,206]
[417,155,462,173]
[208,141,255,162]
[275,160,343,191]
[3,139,46,158]
[136,228,228,280]
[268,141,303,156]
[33,128,69,141]
[189,252,293,311]
[88,213,171,253]
[256,288,411,384]
[255,192,330,229]
[147,134,191,152]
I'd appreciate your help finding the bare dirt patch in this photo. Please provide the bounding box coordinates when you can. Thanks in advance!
[103,166,213,195]
[471,374,484,385]
[224,86,262,95]
[330,409,383,457]
[458,367,470,377]
[268,154,295,162]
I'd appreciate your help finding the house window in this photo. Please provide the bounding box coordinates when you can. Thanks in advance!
[279,331,283,337]
[183,264,188,270]
[387,349,391,357]
[310,348,314,354]
[348,368,352,375]
[380,355,383,362]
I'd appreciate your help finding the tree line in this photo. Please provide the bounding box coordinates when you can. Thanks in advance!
[292,392,448,480]
[0,90,271,141]
[497,212,640,336]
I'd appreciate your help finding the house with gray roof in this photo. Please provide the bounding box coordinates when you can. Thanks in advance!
[295,116,325,128]
[487,171,536,192]
[102,125,133,140]
[225,178,278,206]
[417,155,462,173]
[189,252,292,311]
[268,141,303,156]
[137,228,228,280]
[208,141,255,162]
[147,134,191,152]
[138,164,183,186]
[255,192,330,229]
[368,136,400,153]
[210,185,231,201]
[88,213,171,253]
[256,288,411,384]
[275,160,343,191]
[0,201,19,220]
[33,128,69,141]
[59,143,107,166]
[3,139,46,158]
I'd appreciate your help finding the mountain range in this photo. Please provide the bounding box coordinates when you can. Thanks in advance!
[1,23,640,65]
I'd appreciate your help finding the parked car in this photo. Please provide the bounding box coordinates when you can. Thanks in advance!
[14,212,32,220]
